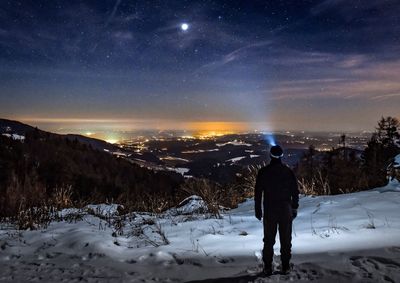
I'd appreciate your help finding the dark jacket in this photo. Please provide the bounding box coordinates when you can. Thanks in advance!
[255,158,299,217]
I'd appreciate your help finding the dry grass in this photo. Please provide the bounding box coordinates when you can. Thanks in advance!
[180,178,222,218]
[236,163,266,198]
[0,173,78,229]
[298,169,331,195]
[52,185,74,209]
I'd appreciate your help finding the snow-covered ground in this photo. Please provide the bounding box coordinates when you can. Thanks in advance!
[1,181,400,282]
[394,155,400,168]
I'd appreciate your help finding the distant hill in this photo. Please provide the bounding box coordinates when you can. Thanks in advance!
[0,118,184,217]
[64,134,120,152]
[0,118,121,152]
[0,118,36,135]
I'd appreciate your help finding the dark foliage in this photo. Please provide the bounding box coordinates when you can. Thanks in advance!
[0,129,183,218]
[362,116,400,188]
[296,145,367,195]
[296,116,400,195]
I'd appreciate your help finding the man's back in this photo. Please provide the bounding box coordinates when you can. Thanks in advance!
[255,159,299,211]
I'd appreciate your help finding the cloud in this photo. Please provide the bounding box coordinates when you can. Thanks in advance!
[259,53,400,101]
[105,0,122,27]
[268,77,400,102]
[112,31,133,41]
[370,93,400,101]
[336,55,367,69]
[196,41,273,73]
[196,44,370,77]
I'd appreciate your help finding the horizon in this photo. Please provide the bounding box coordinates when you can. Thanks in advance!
[1,1,400,133]
[7,116,378,134]
[1,116,375,146]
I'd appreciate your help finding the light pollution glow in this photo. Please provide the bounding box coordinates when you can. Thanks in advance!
[16,117,256,142]
[18,118,253,132]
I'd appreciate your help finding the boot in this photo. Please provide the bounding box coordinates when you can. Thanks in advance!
[263,264,273,276]
[281,262,291,274]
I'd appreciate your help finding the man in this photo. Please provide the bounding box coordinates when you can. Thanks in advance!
[254,145,299,276]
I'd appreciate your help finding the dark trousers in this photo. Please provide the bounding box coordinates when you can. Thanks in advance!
[262,204,293,267]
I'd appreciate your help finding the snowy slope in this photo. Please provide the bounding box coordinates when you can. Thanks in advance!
[394,154,400,168]
[1,181,400,282]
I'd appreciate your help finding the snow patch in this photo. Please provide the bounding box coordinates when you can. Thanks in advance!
[173,195,207,215]
[168,167,189,176]
[2,133,25,141]
[394,154,400,168]
[182,149,219,153]
[161,156,190,162]
[85,204,123,217]
[226,156,246,162]
[216,141,251,147]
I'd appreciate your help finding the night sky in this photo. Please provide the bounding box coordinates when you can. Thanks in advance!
[1,0,400,133]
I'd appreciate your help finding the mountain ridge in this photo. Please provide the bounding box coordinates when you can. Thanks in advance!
[0,118,120,152]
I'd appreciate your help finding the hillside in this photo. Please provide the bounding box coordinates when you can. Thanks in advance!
[0,118,36,136]
[0,118,121,152]
[0,119,184,217]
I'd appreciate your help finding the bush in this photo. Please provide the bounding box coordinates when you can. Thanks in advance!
[180,178,223,218]
[298,169,330,195]
[234,163,266,199]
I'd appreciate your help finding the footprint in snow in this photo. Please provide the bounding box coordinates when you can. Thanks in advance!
[350,255,400,283]
[217,257,235,264]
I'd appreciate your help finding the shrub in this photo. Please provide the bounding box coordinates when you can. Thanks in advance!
[180,178,222,218]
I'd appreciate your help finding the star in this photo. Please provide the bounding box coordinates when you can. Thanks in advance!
[181,23,189,31]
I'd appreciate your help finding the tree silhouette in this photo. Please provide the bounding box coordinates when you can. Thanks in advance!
[362,116,400,188]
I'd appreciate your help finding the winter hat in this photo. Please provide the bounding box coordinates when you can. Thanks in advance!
[270,145,283,159]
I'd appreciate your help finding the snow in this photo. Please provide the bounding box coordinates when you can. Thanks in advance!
[182,149,219,153]
[84,204,123,217]
[168,167,190,176]
[161,156,190,162]
[226,155,259,162]
[226,156,246,162]
[377,178,400,192]
[172,195,208,215]
[2,133,25,141]
[216,141,252,147]
[1,184,400,282]
[394,154,400,168]
[112,151,131,157]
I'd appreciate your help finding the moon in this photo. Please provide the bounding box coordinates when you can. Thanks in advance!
[181,23,189,31]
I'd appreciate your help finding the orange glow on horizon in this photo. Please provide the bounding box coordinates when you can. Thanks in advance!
[185,121,249,137]
[11,117,259,141]
[15,117,251,131]
[105,139,119,144]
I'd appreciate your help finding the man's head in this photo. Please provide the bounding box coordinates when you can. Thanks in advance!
[270,145,283,159]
